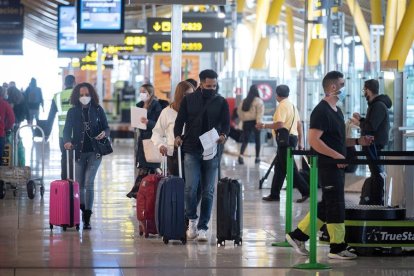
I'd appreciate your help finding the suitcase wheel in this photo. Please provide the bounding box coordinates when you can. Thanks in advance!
[49,224,53,230]
[217,240,225,247]
[63,226,67,231]
[181,238,186,245]
[139,231,143,236]
[0,180,5,199]
[76,225,80,231]
[27,180,36,199]
[234,238,242,246]
[163,237,169,244]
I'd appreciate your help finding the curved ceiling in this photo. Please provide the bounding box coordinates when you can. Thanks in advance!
[20,0,375,50]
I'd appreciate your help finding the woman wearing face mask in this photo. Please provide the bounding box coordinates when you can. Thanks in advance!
[126,83,163,198]
[151,81,195,176]
[63,82,110,230]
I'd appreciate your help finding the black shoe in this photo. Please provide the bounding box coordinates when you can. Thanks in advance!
[255,158,260,164]
[296,195,309,203]
[83,210,92,230]
[262,195,280,202]
[126,185,139,198]
[238,157,244,165]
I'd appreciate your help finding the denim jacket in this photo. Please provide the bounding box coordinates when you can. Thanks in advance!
[63,104,110,160]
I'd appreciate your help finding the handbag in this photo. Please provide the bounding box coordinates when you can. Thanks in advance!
[275,105,295,147]
[142,139,162,163]
[95,107,113,156]
[95,137,113,156]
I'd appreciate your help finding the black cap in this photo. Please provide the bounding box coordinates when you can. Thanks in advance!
[276,85,289,97]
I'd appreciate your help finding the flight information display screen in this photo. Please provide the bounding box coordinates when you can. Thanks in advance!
[77,0,124,32]
[58,5,86,52]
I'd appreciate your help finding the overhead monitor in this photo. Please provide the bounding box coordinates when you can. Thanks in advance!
[77,0,124,33]
[58,5,86,52]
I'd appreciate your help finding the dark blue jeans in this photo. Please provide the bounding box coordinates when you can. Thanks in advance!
[75,152,102,210]
[184,152,219,231]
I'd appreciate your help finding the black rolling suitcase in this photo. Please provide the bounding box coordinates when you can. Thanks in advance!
[217,177,243,246]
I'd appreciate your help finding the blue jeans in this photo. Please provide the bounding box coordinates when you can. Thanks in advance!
[75,152,102,210]
[184,153,219,231]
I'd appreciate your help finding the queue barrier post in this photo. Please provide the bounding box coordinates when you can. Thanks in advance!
[294,155,330,270]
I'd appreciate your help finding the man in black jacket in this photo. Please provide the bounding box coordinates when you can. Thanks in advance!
[174,69,230,242]
[353,79,392,205]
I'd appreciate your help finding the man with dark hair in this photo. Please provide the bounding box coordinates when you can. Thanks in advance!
[50,75,76,179]
[286,71,373,260]
[174,69,230,242]
[353,79,392,205]
[258,84,309,202]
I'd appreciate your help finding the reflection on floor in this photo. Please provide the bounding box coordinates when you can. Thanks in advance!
[1,135,414,275]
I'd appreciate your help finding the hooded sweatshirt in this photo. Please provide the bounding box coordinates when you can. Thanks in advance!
[360,94,392,148]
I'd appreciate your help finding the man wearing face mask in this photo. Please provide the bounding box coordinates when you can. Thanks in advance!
[174,69,230,242]
[286,71,374,260]
[352,79,392,205]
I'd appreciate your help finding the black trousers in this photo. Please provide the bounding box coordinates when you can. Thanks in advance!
[239,120,261,158]
[0,137,5,166]
[363,144,384,204]
[317,165,345,223]
[270,135,309,198]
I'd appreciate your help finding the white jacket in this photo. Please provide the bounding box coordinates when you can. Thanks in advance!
[151,106,177,156]
[237,97,264,123]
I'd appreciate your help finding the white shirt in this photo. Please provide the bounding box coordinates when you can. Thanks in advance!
[151,106,177,156]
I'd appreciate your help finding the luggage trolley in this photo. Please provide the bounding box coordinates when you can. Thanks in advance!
[0,124,45,199]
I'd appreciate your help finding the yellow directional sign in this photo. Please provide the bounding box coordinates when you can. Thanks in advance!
[147,35,224,52]
[147,17,224,33]
[124,35,146,48]
[153,22,161,32]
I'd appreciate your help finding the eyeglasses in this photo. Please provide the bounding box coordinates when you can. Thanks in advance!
[361,88,367,92]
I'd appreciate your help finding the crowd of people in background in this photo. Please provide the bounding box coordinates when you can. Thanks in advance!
[0,69,391,260]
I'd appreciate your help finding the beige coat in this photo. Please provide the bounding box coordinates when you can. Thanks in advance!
[237,97,264,123]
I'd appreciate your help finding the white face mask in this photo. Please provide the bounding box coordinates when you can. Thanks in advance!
[79,96,91,105]
[140,93,149,102]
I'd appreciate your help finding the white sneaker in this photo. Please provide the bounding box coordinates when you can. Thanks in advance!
[285,233,309,256]
[328,249,357,260]
[197,229,208,242]
[187,219,198,240]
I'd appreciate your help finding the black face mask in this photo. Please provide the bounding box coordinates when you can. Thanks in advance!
[201,88,216,98]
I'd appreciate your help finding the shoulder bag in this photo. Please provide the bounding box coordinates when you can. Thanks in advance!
[95,106,113,156]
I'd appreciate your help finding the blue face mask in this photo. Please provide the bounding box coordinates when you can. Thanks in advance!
[335,89,346,102]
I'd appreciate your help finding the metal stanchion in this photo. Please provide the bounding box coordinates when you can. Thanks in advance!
[294,155,330,269]
[273,147,293,247]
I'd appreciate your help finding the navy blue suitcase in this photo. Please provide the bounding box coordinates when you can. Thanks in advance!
[155,148,186,245]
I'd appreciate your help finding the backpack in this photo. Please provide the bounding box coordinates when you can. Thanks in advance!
[27,88,41,104]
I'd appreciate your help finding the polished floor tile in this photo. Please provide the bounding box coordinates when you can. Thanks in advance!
[1,134,414,275]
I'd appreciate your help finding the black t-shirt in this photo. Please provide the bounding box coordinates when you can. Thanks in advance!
[310,100,346,167]
[81,108,94,153]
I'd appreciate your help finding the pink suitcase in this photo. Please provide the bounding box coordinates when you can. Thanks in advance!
[49,150,80,231]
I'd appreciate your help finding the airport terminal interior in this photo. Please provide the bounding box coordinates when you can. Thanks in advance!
[1,0,414,275]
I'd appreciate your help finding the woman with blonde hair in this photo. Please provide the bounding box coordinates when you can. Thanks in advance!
[151,80,195,175]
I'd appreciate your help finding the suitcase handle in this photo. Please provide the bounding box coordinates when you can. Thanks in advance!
[66,149,76,181]
[177,147,182,178]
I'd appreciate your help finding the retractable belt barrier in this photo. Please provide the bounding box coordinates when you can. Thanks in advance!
[274,149,414,270]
